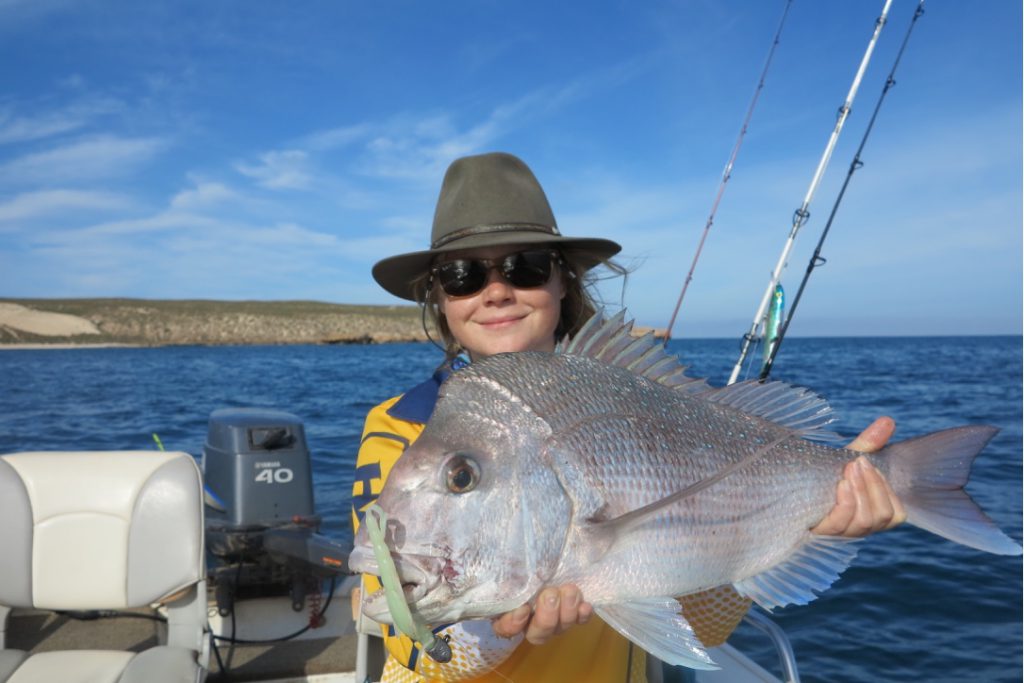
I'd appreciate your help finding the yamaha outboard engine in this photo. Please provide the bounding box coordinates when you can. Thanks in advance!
[202,408,350,616]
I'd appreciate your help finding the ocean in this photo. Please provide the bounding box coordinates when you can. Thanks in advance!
[2,335,1020,682]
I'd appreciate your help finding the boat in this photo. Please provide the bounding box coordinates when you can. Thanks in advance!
[0,406,798,683]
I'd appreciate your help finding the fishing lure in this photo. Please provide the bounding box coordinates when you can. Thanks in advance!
[761,284,785,375]
[364,503,452,664]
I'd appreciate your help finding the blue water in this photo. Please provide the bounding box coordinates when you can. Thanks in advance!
[2,336,1020,682]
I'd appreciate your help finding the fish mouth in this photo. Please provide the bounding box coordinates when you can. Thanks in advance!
[348,545,444,620]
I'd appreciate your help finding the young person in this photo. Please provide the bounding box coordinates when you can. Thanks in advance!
[352,152,905,682]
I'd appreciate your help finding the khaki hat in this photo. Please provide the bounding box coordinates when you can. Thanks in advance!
[372,152,621,301]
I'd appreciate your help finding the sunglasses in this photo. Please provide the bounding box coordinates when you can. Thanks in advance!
[431,249,562,297]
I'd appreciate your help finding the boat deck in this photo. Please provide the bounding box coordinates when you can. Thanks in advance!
[4,590,785,683]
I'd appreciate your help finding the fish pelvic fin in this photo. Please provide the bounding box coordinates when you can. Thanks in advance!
[880,425,1022,556]
[593,597,718,670]
[733,535,860,611]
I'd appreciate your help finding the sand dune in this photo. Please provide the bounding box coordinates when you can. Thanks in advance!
[0,303,101,337]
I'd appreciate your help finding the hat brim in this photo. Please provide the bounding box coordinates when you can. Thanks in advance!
[372,233,622,301]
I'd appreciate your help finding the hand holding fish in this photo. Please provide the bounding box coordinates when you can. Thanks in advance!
[812,415,908,536]
[491,584,594,644]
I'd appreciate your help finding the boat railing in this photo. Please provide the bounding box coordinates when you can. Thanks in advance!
[353,578,386,683]
[741,610,801,683]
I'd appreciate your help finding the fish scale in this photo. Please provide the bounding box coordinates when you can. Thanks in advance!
[349,312,1022,671]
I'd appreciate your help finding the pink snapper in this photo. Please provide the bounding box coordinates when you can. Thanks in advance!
[349,312,1021,669]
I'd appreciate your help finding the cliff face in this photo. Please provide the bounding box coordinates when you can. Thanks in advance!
[0,299,430,346]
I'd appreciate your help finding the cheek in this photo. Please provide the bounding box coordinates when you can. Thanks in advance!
[440,296,470,327]
[538,280,566,323]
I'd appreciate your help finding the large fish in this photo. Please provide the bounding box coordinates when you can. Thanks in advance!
[349,312,1021,669]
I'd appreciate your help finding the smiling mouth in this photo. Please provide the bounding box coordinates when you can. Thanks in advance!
[479,314,524,326]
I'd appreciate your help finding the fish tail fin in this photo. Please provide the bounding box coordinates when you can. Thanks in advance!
[880,425,1021,556]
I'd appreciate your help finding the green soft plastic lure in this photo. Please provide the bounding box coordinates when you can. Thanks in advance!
[364,503,452,663]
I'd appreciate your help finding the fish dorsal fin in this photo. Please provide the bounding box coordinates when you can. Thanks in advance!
[706,380,840,442]
[733,535,860,611]
[560,312,841,438]
[593,597,718,670]
[558,310,709,395]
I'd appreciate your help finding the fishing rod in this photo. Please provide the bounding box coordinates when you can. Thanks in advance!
[727,0,894,385]
[663,0,794,342]
[759,0,926,382]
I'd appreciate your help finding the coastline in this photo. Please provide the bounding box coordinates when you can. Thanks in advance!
[0,343,141,350]
[0,298,430,348]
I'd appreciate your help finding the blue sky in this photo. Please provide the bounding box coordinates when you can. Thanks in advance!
[1,0,1020,337]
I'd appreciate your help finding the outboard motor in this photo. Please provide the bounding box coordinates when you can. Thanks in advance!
[202,408,350,617]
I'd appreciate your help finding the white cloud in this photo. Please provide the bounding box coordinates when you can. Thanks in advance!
[235,149,312,190]
[11,210,353,300]
[32,210,226,244]
[242,221,342,249]
[170,181,238,209]
[0,189,130,222]
[0,110,84,145]
[302,123,374,152]
[0,96,124,145]
[0,135,166,184]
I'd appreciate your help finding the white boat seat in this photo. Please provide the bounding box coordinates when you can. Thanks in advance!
[0,451,208,683]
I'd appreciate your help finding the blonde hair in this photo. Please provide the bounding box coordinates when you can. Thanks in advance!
[412,248,628,360]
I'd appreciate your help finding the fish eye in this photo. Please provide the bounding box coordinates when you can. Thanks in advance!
[443,454,481,494]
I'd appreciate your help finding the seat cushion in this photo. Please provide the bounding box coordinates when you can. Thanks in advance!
[0,451,203,611]
[120,647,202,683]
[0,650,28,683]
[6,650,135,683]
[4,647,200,683]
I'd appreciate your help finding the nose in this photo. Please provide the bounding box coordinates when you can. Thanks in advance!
[479,268,514,303]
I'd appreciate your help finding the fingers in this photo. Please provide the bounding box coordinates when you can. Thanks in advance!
[857,456,907,531]
[811,474,856,535]
[491,585,592,644]
[811,456,907,537]
[811,415,904,537]
[842,457,881,536]
[565,585,593,626]
[524,588,563,644]
[350,587,361,621]
[846,416,895,453]
[557,584,582,627]
[491,604,530,639]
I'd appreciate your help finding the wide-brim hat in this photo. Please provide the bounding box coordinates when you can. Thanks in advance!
[372,152,622,301]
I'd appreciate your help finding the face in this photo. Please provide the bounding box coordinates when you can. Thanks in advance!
[437,246,565,359]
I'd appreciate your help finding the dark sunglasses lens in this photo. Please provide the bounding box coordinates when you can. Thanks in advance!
[437,259,487,296]
[435,250,556,296]
[501,251,553,287]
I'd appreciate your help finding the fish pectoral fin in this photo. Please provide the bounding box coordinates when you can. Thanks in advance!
[593,597,718,670]
[733,535,860,611]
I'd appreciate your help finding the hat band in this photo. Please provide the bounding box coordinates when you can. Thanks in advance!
[431,223,561,249]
